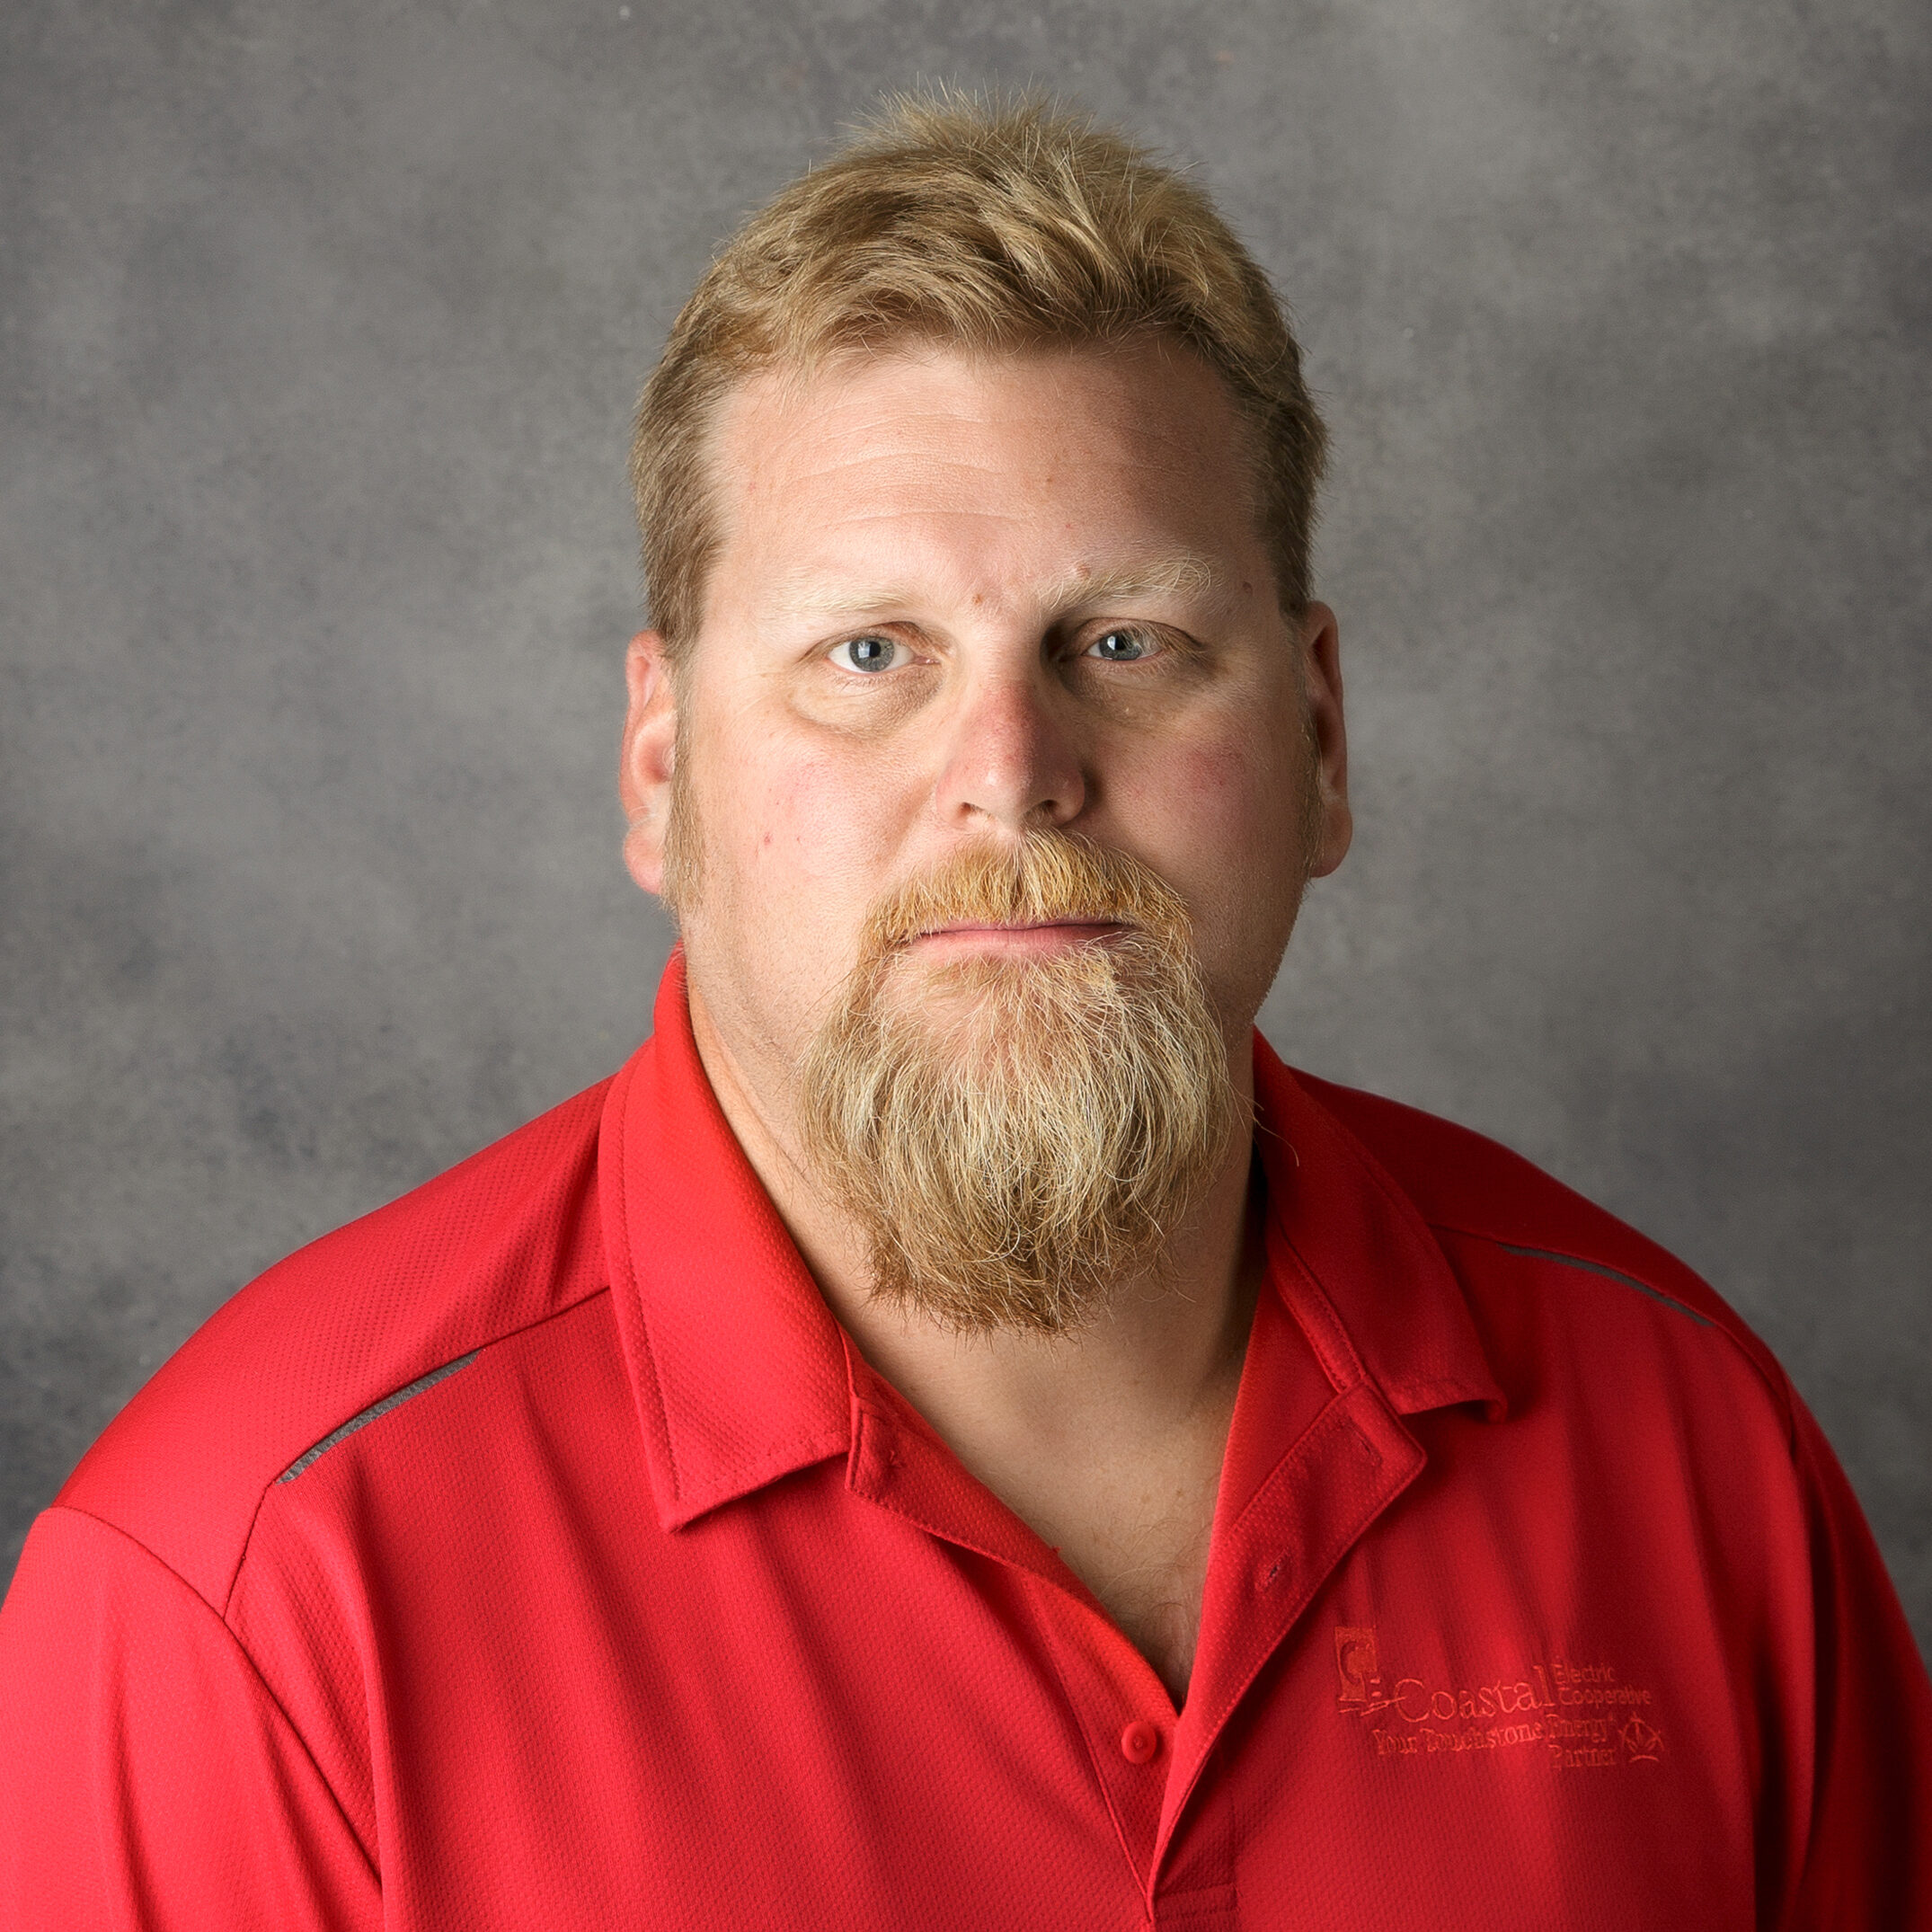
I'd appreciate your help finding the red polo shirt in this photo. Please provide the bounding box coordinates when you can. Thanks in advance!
[4,955,1928,1929]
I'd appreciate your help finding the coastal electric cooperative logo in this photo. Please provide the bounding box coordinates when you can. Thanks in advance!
[1334,1626,1665,1769]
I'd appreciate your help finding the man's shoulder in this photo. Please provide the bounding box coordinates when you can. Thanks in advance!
[1294,1068,1793,1410]
[53,1074,619,1613]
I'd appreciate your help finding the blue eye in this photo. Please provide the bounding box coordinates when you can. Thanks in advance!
[1086,628,1155,661]
[832,635,900,673]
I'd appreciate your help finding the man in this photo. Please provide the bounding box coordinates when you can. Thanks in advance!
[3,93,1928,1930]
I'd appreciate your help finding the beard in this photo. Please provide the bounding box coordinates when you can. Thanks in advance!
[794,831,1238,1337]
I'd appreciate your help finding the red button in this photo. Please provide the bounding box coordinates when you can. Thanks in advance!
[1120,1720,1161,1765]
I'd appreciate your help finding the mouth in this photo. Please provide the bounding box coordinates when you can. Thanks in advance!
[907,919,1129,959]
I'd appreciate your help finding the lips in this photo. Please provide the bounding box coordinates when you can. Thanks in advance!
[920,919,1124,938]
[906,919,1131,959]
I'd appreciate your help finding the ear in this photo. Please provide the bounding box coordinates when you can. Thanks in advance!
[619,629,679,897]
[1300,602,1352,879]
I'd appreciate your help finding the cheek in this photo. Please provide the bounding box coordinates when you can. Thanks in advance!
[696,733,908,948]
[1121,722,1309,991]
[1144,725,1304,881]
[681,742,884,1051]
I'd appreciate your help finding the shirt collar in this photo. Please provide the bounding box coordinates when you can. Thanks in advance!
[1250,1035,1505,1422]
[599,953,1502,1534]
[598,952,853,1530]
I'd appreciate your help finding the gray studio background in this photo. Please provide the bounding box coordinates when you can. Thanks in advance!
[3,0,1928,1654]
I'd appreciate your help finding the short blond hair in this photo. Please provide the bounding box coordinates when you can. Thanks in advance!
[630,92,1327,656]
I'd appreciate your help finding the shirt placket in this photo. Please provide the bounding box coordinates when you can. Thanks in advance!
[1157,1382,1426,1877]
[1024,1574,1177,1898]
[1137,1225,1434,1920]
[842,1286,1430,1928]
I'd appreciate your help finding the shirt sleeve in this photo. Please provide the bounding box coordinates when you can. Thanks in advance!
[0,1506,382,1932]
[1780,1387,1932,1929]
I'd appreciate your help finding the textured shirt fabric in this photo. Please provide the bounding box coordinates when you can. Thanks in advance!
[4,954,1929,1930]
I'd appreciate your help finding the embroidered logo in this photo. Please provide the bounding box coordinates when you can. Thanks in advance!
[1333,1626,1665,1770]
[1335,1626,1380,1706]
[1620,1715,1663,1762]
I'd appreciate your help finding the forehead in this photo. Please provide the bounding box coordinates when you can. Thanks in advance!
[701,340,1272,617]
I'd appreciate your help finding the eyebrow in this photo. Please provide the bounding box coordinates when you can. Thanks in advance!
[769,551,1236,624]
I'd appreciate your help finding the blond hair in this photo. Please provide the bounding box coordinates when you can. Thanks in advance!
[630,92,1327,656]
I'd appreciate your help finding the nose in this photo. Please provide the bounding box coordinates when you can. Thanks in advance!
[932,669,1087,835]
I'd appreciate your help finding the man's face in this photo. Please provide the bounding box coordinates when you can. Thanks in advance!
[623,335,1349,1121]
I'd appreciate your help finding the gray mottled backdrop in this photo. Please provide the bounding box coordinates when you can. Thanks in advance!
[3,0,1928,1654]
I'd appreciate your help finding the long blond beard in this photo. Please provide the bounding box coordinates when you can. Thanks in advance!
[796,833,1237,1335]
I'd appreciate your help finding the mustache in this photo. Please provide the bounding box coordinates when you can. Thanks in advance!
[859,831,1196,957]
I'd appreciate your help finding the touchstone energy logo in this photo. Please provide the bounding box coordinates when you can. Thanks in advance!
[1333,1626,1666,1770]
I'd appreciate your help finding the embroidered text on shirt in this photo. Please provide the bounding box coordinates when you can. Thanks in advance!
[1334,1626,1666,1770]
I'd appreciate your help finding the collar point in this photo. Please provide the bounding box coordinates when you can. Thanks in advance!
[1386,1375,1510,1423]
[648,1429,854,1534]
